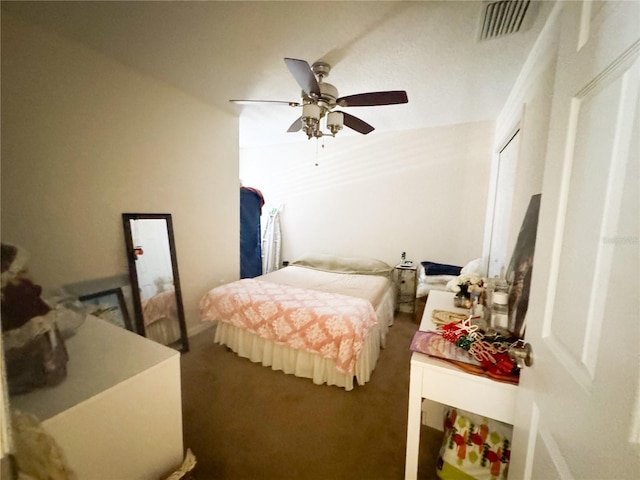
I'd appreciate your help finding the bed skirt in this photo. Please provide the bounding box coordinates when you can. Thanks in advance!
[212,286,395,391]
[146,317,181,347]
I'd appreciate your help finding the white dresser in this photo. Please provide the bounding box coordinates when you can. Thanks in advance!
[404,290,519,480]
[11,315,183,480]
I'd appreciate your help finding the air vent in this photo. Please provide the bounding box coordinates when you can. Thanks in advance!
[478,0,532,40]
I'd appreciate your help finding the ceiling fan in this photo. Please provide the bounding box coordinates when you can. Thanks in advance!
[230,58,408,139]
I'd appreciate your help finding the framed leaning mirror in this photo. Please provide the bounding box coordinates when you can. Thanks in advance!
[122,213,189,353]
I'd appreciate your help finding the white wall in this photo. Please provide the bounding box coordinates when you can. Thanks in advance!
[482,4,560,273]
[1,14,240,331]
[240,120,494,269]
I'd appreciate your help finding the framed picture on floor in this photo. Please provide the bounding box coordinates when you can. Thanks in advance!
[79,287,133,331]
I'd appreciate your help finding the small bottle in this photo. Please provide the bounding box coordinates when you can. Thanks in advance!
[491,269,510,333]
[483,276,495,309]
[491,291,509,331]
[470,294,487,330]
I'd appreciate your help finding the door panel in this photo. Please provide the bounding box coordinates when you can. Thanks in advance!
[510,1,640,478]
[549,52,637,384]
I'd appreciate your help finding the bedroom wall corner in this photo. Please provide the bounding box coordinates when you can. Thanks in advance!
[240,120,494,269]
[0,13,240,333]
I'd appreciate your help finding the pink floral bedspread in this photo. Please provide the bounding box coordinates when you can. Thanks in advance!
[142,290,177,327]
[199,279,378,374]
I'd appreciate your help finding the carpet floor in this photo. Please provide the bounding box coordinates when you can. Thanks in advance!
[180,312,443,480]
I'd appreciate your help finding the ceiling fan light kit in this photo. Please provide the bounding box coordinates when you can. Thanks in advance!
[302,103,321,138]
[327,111,344,136]
[230,57,408,140]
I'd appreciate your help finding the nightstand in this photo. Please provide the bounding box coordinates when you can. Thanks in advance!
[394,264,417,314]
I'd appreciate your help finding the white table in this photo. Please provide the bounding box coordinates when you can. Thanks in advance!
[404,290,519,480]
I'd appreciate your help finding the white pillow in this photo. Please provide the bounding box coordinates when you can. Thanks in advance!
[460,258,486,277]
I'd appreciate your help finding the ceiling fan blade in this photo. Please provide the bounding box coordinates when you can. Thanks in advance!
[284,58,320,97]
[342,112,374,135]
[337,90,408,107]
[287,117,302,133]
[230,99,301,107]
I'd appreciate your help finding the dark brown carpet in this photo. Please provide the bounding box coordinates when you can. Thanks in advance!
[180,313,443,480]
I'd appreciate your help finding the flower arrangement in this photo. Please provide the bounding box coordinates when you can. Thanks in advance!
[447,274,483,296]
[446,274,483,308]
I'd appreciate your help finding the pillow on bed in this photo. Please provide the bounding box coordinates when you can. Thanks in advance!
[421,261,462,276]
[291,253,393,276]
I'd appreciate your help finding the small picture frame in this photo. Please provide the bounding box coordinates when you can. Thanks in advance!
[79,287,133,330]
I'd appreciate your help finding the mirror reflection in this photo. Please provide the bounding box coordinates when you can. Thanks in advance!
[122,213,189,353]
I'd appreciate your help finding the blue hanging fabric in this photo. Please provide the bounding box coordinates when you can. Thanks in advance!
[262,207,282,274]
[240,187,264,278]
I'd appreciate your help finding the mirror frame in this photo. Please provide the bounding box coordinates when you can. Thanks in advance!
[122,213,189,353]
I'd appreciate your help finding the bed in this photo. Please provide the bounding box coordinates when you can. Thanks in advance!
[199,254,396,390]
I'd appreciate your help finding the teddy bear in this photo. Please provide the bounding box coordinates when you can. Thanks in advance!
[2,243,68,394]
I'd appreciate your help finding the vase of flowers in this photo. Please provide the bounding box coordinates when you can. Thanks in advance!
[447,274,483,309]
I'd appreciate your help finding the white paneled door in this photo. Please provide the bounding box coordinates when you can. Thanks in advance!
[509,1,639,479]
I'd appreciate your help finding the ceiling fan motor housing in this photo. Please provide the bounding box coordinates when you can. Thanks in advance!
[318,82,338,110]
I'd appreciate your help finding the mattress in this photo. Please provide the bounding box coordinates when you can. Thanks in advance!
[260,265,391,309]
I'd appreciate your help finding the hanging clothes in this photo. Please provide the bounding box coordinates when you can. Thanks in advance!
[240,186,264,278]
[262,207,282,274]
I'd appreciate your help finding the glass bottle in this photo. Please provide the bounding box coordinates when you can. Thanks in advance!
[490,269,510,333]
[483,275,495,316]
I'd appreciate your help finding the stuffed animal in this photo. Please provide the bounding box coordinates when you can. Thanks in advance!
[1,244,51,331]
[1,243,68,394]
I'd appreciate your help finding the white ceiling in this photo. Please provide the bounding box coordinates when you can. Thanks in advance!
[2,1,552,148]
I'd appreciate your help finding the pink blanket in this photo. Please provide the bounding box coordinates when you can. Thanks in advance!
[199,279,378,374]
[142,290,177,327]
